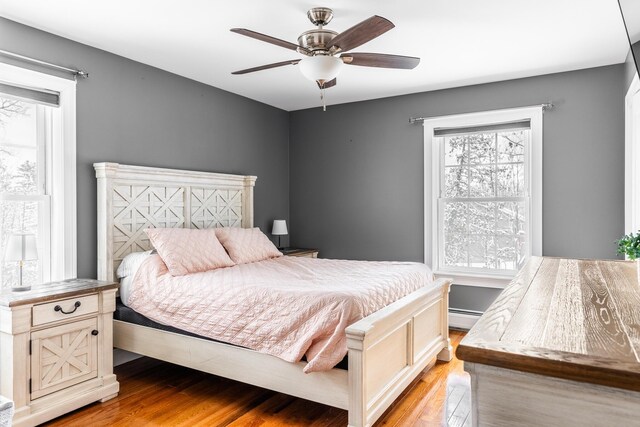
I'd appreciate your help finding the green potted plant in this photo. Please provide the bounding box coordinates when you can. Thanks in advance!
[617,231,640,281]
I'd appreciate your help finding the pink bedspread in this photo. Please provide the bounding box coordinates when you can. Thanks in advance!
[128,255,435,372]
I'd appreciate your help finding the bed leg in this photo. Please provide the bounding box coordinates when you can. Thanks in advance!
[347,333,366,427]
[437,339,453,362]
[437,282,452,362]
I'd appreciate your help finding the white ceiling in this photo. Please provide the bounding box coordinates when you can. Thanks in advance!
[0,0,631,111]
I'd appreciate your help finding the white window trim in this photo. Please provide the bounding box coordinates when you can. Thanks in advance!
[625,73,640,234]
[0,62,77,281]
[424,106,543,288]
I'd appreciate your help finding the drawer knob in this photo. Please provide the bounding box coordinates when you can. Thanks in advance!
[54,301,81,315]
[91,329,99,336]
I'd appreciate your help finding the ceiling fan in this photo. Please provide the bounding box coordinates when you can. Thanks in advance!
[230,7,420,108]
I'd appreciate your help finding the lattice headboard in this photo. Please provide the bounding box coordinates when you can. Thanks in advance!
[94,163,256,281]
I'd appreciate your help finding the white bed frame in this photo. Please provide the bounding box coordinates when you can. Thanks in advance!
[95,162,452,427]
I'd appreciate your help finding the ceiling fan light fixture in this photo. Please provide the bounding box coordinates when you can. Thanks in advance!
[298,55,343,84]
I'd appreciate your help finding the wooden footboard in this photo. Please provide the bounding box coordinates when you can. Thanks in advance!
[346,278,452,427]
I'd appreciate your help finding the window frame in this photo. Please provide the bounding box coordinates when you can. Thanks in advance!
[625,74,640,234]
[424,106,542,288]
[0,62,77,282]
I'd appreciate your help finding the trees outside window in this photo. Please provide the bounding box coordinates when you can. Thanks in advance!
[441,129,528,272]
[0,97,49,288]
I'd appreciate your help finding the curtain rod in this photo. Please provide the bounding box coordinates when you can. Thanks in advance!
[408,102,554,124]
[0,49,88,79]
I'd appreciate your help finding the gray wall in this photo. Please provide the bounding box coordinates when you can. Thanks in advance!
[289,65,626,312]
[1,17,628,312]
[0,18,290,278]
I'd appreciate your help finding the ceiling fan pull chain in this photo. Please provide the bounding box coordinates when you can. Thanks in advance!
[320,86,326,111]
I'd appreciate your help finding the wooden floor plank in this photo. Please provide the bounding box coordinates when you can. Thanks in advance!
[44,330,468,426]
[446,375,471,427]
[445,384,466,422]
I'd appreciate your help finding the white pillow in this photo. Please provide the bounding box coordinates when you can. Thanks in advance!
[117,250,153,306]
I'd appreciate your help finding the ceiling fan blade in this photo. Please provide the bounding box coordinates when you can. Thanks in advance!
[317,78,337,89]
[232,59,301,75]
[327,16,394,52]
[230,28,310,55]
[341,53,420,69]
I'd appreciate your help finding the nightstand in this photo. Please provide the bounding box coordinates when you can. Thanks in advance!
[0,279,119,427]
[281,248,319,258]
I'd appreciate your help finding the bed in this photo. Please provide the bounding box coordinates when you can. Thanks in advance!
[95,162,451,427]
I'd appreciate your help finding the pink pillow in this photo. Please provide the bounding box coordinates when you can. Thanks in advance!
[145,228,235,276]
[215,227,282,264]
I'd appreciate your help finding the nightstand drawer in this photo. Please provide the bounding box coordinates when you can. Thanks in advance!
[32,294,99,327]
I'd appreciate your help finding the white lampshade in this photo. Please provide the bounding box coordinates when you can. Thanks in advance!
[4,233,38,262]
[298,55,343,83]
[272,220,288,236]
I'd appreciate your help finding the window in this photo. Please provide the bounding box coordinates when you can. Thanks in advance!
[424,107,542,286]
[0,97,50,286]
[0,63,77,289]
[625,74,640,234]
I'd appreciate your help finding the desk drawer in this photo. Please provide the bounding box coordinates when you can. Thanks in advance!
[32,294,99,327]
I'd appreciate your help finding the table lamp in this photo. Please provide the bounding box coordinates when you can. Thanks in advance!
[4,233,38,292]
[271,220,288,249]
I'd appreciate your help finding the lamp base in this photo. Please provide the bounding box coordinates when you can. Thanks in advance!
[12,264,31,292]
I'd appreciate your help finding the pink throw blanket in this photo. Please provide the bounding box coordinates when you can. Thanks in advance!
[128,255,435,372]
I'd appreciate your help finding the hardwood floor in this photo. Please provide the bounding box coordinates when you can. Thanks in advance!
[45,330,468,427]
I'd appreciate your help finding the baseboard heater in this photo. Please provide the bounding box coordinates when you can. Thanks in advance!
[448,308,483,330]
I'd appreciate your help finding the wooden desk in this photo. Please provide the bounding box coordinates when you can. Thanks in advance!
[457,257,640,427]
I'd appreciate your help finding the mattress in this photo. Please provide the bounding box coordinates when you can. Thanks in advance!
[115,297,205,339]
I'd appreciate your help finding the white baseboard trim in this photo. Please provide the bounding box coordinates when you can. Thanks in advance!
[449,311,481,330]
